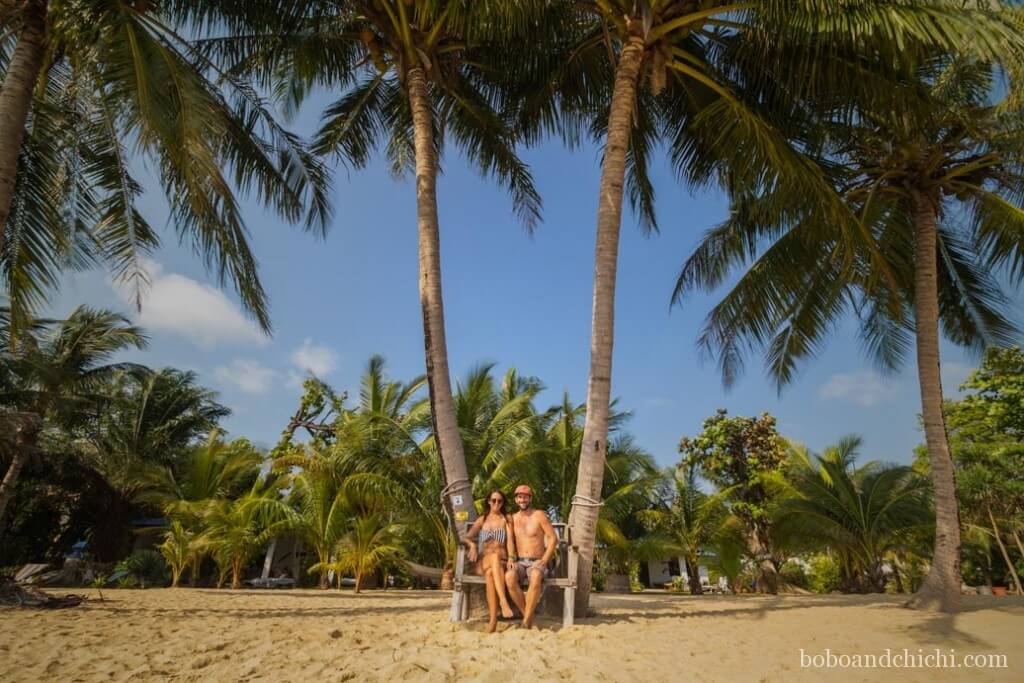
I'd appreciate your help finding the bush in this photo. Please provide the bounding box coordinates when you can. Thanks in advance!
[592,564,607,592]
[808,554,840,594]
[780,560,810,590]
[668,576,686,593]
[628,561,643,592]
[116,550,169,588]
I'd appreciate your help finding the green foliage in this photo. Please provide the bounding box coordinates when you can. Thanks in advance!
[158,521,194,588]
[679,410,787,525]
[1,0,331,333]
[777,438,931,593]
[808,554,841,594]
[779,560,810,591]
[116,549,169,589]
[329,513,405,593]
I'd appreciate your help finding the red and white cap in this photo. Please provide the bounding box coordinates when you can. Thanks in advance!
[514,484,533,496]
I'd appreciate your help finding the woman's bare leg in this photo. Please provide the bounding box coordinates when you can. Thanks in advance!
[484,565,499,633]
[487,554,514,618]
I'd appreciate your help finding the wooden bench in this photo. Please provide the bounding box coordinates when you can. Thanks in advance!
[449,522,579,627]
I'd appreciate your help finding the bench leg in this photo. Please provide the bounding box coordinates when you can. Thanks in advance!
[450,586,464,622]
[563,587,575,628]
[461,587,470,621]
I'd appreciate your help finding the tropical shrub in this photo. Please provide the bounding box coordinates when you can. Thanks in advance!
[116,550,169,589]
[808,555,841,594]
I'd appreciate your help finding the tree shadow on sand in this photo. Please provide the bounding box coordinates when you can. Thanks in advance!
[529,593,1024,634]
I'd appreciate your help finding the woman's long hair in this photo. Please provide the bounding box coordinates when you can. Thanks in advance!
[484,489,507,520]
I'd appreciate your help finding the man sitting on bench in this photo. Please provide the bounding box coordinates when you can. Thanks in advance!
[505,484,557,629]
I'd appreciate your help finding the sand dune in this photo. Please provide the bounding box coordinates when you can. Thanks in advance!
[1,589,1020,681]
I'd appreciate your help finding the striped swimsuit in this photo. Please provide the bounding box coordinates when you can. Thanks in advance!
[479,526,506,545]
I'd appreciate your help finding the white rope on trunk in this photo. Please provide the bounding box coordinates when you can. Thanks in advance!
[571,494,605,508]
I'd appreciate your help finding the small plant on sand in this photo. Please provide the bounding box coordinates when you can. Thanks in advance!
[90,576,107,601]
[158,522,195,588]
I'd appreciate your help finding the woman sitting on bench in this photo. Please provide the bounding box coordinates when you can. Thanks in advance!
[464,490,517,632]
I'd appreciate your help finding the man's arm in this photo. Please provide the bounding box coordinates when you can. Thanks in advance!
[536,512,558,567]
[505,515,517,569]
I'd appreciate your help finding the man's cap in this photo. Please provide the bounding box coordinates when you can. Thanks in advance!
[514,484,533,496]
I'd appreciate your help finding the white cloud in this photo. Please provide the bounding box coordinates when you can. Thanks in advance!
[112,259,266,350]
[214,359,276,394]
[291,338,338,376]
[819,371,896,407]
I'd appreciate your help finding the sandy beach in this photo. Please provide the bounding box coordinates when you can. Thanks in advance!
[1,589,1021,682]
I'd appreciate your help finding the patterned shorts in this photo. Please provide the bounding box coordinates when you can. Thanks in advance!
[514,558,552,584]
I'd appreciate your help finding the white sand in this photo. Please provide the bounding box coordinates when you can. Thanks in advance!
[1,589,1020,681]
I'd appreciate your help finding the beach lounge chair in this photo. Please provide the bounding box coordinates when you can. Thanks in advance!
[246,577,295,588]
[450,522,579,628]
[13,564,49,583]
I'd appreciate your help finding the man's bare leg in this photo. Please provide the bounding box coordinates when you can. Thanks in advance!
[484,567,499,633]
[505,569,527,616]
[522,569,544,628]
[487,555,514,618]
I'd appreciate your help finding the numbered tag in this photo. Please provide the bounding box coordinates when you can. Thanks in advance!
[451,494,463,506]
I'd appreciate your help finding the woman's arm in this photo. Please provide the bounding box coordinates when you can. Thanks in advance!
[464,516,484,562]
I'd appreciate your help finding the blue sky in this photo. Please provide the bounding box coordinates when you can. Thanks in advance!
[53,92,1010,468]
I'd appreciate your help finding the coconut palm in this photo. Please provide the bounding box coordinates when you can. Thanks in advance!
[197,475,293,589]
[141,433,262,527]
[0,306,146,529]
[275,447,351,589]
[674,54,1023,610]
[204,1,544,534]
[158,520,195,588]
[640,463,731,595]
[450,365,545,504]
[0,1,330,332]
[522,0,1022,615]
[777,438,932,593]
[329,511,405,593]
[92,368,230,469]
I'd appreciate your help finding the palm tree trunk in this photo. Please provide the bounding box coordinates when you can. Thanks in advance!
[907,191,962,613]
[405,65,475,537]
[231,559,242,590]
[1013,529,1024,572]
[171,567,182,588]
[892,560,906,594]
[568,32,646,618]
[987,504,1023,595]
[685,556,703,595]
[354,571,362,594]
[0,412,42,531]
[0,0,48,252]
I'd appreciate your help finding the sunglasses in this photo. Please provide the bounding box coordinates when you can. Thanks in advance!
[489,498,503,504]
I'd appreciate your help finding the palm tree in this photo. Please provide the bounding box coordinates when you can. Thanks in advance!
[0,1,330,332]
[451,365,545,504]
[158,520,195,588]
[210,1,544,535]
[0,306,146,529]
[142,433,262,527]
[526,0,1020,615]
[276,446,351,589]
[777,438,932,592]
[641,463,730,595]
[329,511,405,593]
[674,55,1023,610]
[197,475,293,589]
[92,368,230,469]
